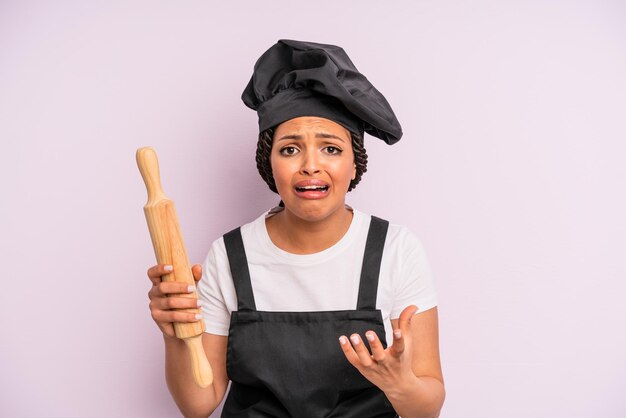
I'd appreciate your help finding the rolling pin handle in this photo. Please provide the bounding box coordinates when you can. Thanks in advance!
[184,335,214,387]
[136,147,167,204]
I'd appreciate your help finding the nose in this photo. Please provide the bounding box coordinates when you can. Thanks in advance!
[300,150,321,175]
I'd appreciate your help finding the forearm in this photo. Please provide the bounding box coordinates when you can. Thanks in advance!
[163,335,221,418]
[385,375,445,418]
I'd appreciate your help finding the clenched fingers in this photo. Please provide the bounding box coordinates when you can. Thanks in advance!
[145,263,204,339]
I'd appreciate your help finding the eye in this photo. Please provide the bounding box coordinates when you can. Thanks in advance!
[324,146,342,155]
[279,146,299,156]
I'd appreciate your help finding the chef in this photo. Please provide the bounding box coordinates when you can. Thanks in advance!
[146,39,445,418]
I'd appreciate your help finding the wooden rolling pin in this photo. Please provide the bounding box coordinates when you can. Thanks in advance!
[136,147,213,388]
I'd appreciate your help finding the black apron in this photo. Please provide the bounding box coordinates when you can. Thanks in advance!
[221,216,398,418]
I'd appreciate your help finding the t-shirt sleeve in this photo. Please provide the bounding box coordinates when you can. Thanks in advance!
[197,239,233,336]
[390,229,438,319]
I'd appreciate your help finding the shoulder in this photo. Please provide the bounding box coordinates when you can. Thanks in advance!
[386,221,425,255]
[212,210,271,246]
[205,209,273,265]
[355,209,425,255]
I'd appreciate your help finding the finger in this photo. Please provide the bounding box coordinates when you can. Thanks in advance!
[148,282,196,301]
[349,334,373,367]
[338,335,362,368]
[147,264,173,285]
[191,264,203,283]
[151,309,202,324]
[157,281,197,296]
[160,323,176,338]
[365,331,386,363]
[389,327,405,358]
[152,295,202,311]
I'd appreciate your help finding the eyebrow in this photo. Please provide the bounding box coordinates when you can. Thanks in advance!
[276,133,347,143]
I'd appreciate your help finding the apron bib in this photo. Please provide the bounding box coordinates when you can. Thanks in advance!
[221,216,397,418]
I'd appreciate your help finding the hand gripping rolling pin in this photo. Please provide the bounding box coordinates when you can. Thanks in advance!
[136,147,213,388]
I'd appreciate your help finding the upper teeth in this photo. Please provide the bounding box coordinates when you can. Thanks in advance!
[299,185,326,190]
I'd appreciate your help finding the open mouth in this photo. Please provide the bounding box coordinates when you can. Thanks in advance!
[295,185,329,193]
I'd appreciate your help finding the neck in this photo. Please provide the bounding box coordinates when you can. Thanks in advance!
[266,206,353,254]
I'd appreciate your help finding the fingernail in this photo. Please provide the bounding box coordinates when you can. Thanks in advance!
[196,300,203,307]
[394,330,402,339]
[350,335,360,345]
[187,285,196,293]
[194,314,202,320]
[339,336,348,345]
[164,265,173,272]
[366,333,375,342]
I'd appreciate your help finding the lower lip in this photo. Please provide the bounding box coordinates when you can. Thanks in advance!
[294,188,329,199]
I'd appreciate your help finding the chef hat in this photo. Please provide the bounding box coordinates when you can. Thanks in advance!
[241,39,403,145]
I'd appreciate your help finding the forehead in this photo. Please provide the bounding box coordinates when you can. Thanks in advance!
[274,116,351,139]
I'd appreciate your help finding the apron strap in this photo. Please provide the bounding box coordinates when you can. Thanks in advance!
[224,215,389,312]
[223,227,257,311]
[356,216,389,310]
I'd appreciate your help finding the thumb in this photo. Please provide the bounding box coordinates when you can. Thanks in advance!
[191,264,203,283]
[398,305,418,334]
[389,305,418,358]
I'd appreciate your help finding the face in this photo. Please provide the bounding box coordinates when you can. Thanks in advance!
[270,116,356,222]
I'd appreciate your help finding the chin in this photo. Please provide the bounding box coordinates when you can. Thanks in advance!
[284,201,343,223]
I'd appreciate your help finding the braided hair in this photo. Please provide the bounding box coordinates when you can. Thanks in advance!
[255,127,368,194]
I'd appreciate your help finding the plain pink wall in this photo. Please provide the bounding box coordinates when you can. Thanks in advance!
[1,1,625,417]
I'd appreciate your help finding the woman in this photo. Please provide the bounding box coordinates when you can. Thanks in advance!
[147,40,445,418]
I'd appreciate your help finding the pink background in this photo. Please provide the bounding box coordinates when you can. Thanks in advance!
[1,1,625,417]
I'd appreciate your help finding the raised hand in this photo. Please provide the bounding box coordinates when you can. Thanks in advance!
[339,305,419,393]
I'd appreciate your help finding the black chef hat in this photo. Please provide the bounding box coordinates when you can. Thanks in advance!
[241,39,403,145]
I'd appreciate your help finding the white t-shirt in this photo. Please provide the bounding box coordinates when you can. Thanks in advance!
[198,208,438,344]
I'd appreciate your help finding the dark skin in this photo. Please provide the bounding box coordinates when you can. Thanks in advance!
[147,117,445,418]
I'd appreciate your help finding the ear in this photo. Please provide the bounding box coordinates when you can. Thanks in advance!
[352,163,357,180]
